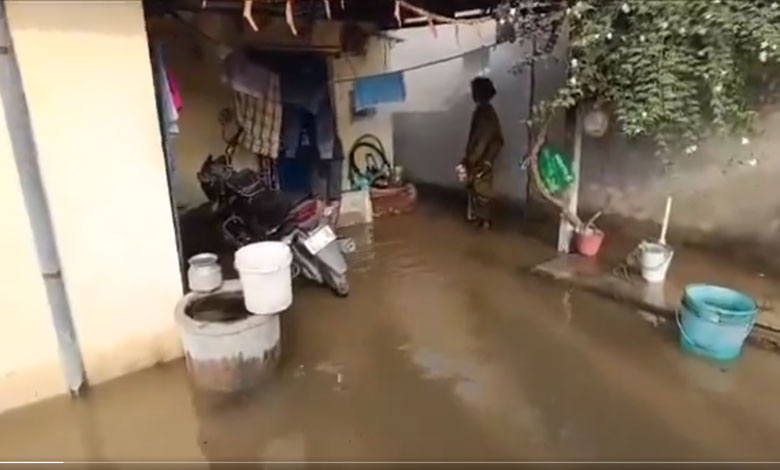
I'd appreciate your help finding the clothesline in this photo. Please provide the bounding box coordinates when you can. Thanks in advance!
[170,11,497,85]
[332,43,496,83]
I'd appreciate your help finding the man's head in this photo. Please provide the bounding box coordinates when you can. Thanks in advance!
[471,77,496,104]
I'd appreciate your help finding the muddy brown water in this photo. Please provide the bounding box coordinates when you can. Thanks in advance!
[187,293,253,323]
[3,203,780,463]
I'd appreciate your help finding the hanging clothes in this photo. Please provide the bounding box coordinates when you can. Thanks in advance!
[272,52,330,113]
[253,51,343,201]
[279,111,344,201]
[232,88,282,158]
[167,67,183,113]
[222,49,279,100]
[353,71,406,111]
[312,136,344,203]
[152,42,180,195]
[264,52,337,161]
[278,112,317,194]
[222,50,283,158]
[281,97,336,161]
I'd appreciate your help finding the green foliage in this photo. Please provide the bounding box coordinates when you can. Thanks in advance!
[498,0,780,153]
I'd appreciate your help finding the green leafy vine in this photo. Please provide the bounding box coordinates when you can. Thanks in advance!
[498,0,780,154]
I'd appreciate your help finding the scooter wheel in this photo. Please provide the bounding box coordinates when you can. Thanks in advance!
[330,276,350,297]
[290,262,301,279]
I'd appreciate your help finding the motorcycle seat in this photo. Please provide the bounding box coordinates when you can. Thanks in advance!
[245,190,311,228]
[227,169,264,197]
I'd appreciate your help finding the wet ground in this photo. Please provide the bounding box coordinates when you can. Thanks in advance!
[3,203,780,463]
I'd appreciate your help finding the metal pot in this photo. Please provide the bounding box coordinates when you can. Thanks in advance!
[187,253,223,293]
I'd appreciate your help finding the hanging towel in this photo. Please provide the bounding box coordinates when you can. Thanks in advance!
[233,84,283,158]
[353,71,406,111]
[222,50,283,158]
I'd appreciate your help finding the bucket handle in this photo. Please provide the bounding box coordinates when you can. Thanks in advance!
[675,308,756,354]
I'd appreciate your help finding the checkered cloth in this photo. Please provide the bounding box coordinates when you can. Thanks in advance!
[233,83,282,158]
[257,156,279,191]
[222,50,283,158]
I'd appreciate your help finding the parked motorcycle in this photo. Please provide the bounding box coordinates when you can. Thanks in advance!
[197,154,351,297]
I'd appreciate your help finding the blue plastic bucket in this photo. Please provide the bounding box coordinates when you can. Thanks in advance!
[677,284,758,361]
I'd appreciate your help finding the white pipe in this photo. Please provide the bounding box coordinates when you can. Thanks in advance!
[0,1,86,394]
[659,195,673,245]
[557,107,583,252]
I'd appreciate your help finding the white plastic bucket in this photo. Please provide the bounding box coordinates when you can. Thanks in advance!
[234,242,293,315]
[640,241,674,283]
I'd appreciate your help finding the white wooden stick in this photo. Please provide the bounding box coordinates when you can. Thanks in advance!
[557,108,583,252]
[659,195,673,245]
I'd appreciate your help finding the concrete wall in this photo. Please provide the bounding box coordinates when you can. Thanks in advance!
[5,0,183,398]
[579,107,780,267]
[390,22,549,203]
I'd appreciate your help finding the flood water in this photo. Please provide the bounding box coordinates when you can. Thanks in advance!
[3,203,780,463]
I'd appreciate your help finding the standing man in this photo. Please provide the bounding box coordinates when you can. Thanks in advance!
[456,77,504,229]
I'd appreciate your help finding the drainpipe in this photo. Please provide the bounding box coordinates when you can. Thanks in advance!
[0,1,86,394]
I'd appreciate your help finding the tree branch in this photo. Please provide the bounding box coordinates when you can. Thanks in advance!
[527,119,584,230]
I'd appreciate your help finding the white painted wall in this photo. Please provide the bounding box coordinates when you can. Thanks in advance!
[0,88,66,412]
[6,1,183,391]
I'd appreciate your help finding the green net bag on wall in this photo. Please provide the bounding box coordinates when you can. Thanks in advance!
[538,144,574,194]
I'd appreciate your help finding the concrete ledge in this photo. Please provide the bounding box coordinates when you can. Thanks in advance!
[338,190,372,228]
[533,254,780,352]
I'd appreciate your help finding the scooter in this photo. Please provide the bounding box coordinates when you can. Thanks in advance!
[197,154,351,297]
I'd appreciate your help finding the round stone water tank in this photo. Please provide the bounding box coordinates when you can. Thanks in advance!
[174,280,281,393]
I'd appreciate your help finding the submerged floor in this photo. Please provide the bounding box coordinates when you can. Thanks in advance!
[3,205,780,462]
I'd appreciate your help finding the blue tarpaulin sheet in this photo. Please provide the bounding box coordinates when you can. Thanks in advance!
[353,72,406,111]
